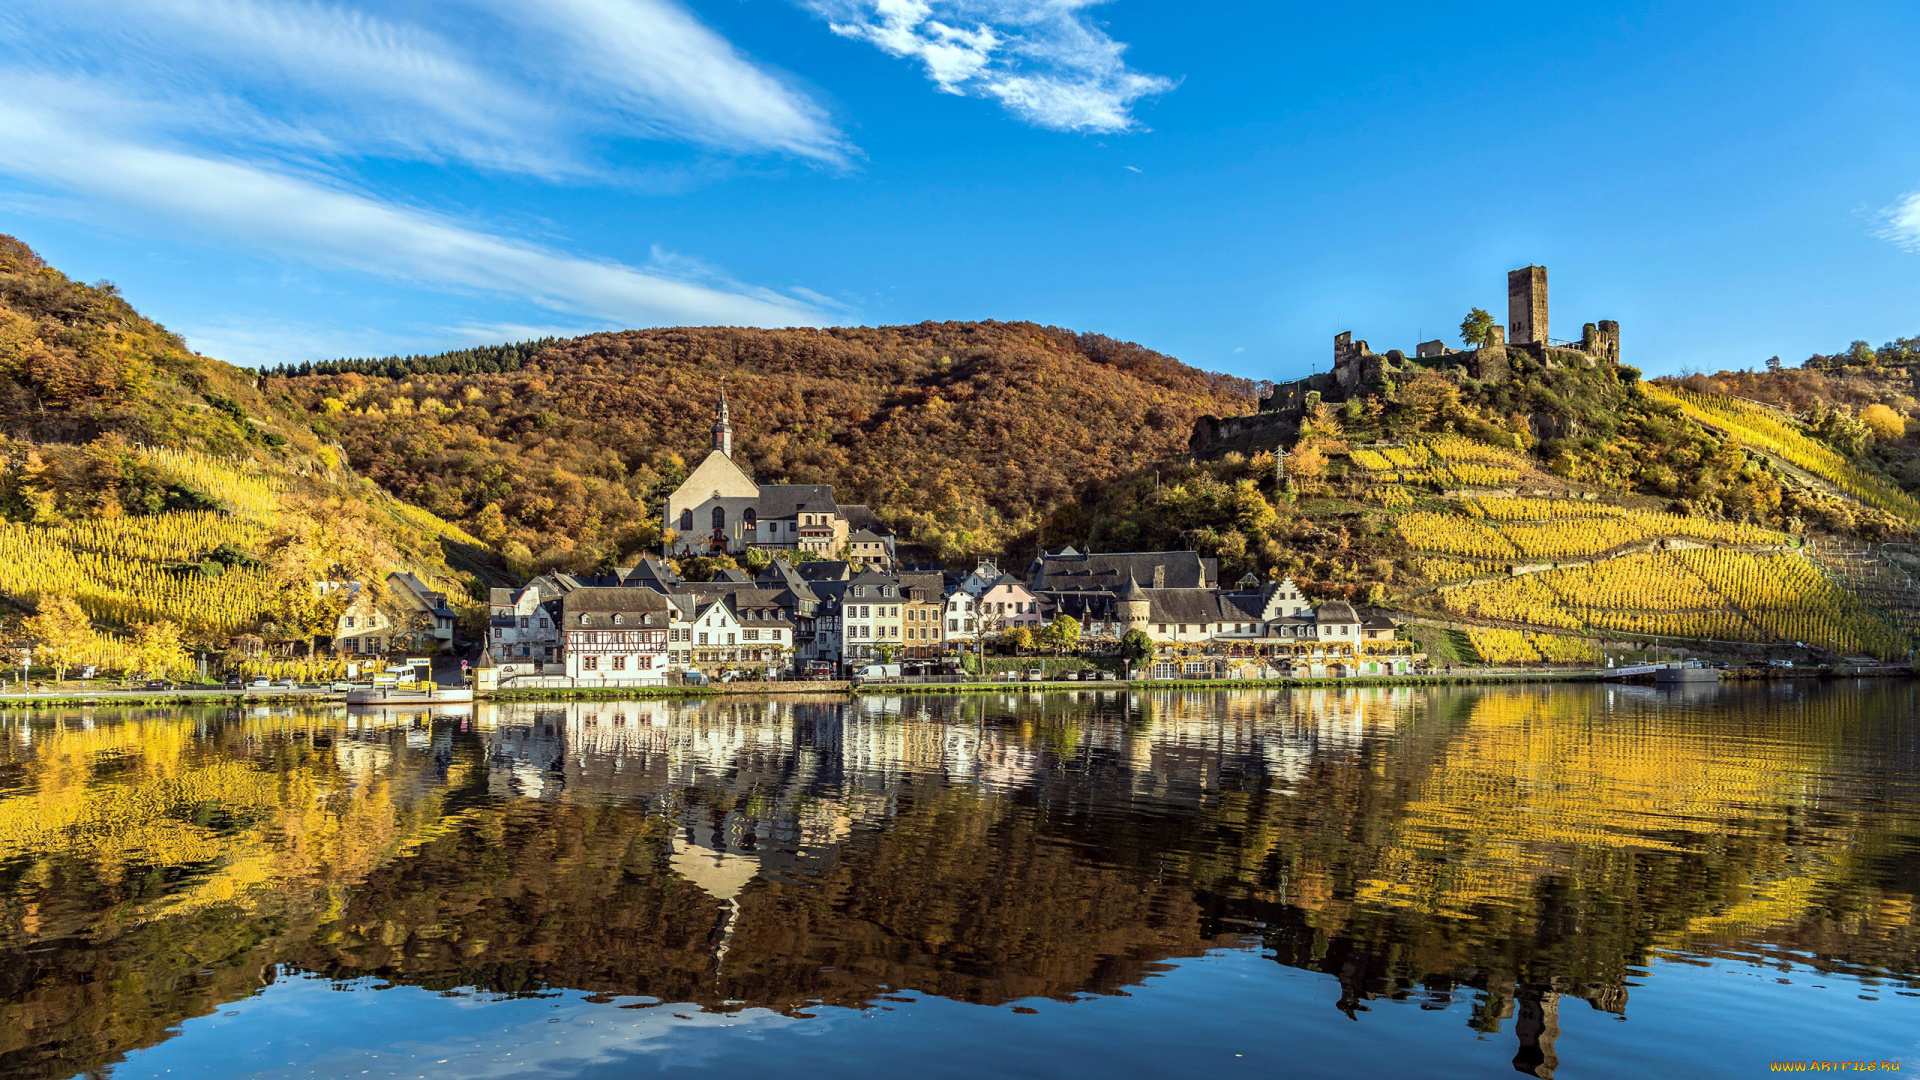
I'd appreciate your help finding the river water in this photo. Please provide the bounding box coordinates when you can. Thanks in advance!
[1,682,1917,1079]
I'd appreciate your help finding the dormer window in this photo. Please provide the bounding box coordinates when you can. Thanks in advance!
[613,614,624,625]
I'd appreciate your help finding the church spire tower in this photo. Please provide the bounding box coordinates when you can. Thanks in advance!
[712,389,733,458]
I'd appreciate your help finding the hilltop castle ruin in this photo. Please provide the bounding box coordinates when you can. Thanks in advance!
[1191,265,1620,455]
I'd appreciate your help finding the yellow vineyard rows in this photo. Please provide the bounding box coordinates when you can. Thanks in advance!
[1401,499,1791,563]
[143,446,287,517]
[1440,550,1908,658]
[1650,386,1920,526]
[1415,557,1503,584]
[0,522,281,636]
[1466,627,1601,665]
[30,512,266,564]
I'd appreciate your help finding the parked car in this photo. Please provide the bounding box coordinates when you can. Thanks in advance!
[1100,672,1118,681]
[1026,667,1045,681]
[224,677,245,689]
[853,663,902,681]
[142,679,174,690]
[272,678,297,689]
[248,677,271,689]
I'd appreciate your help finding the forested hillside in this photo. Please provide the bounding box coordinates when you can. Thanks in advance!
[0,236,494,674]
[270,325,1258,570]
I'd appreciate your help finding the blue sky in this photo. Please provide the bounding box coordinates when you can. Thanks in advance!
[4,0,1920,382]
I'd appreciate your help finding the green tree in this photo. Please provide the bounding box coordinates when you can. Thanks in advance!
[1119,628,1154,667]
[24,595,95,680]
[1460,308,1496,348]
[1039,614,1081,652]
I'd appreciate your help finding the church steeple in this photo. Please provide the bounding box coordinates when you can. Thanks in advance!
[712,390,733,458]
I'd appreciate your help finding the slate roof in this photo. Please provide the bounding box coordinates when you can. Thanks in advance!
[1031,550,1215,592]
[675,586,800,627]
[1316,600,1361,624]
[711,568,754,583]
[1143,589,1236,625]
[897,571,946,602]
[796,561,851,582]
[562,587,674,629]
[754,484,840,519]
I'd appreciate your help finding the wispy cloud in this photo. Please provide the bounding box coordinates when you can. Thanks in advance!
[0,94,824,329]
[1881,190,1920,250]
[0,0,844,345]
[803,0,1173,132]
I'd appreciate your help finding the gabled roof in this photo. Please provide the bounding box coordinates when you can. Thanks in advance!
[671,449,758,503]
[897,571,946,601]
[796,561,851,582]
[562,587,674,628]
[1316,600,1360,623]
[1362,615,1396,629]
[711,568,754,583]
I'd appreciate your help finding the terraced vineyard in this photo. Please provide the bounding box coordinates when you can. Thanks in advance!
[1437,550,1908,658]
[1650,385,1920,527]
[1348,436,1530,488]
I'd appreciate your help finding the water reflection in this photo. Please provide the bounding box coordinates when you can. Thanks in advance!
[0,683,1917,1078]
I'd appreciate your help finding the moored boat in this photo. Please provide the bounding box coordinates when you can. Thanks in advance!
[345,684,474,705]
[1654,661,1720,684]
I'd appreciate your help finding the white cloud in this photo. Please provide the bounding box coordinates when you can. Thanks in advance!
[0,96,824,330]
[1882,190,1920,250]
[2,0,845,171]
[803,0,1172,132]
[0,0,849,343]
[488,0,852,164]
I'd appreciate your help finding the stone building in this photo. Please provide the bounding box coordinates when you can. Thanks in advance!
[662,395,896,566]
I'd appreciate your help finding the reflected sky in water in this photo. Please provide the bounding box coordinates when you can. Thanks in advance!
[1,682,1917,1078]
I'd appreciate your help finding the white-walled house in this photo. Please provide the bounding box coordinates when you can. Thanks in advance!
[560,588,672,685]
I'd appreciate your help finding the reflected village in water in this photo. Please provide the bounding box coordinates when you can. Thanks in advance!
[1,681,1918,1079]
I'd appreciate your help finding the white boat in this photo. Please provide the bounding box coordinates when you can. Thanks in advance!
[345,684,474,705]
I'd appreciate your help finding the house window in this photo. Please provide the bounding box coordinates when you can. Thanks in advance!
[726,633,736,645]
[613,614,624,625]
[1157,624,1167,633]
[698,632,709,645]
[949,619,958,632]
[613,655,627,671]
[585,656,599,671]
[538,618,548,629]
[493,627,502,639]
[637,655,652,669]
[680,509,693,531]
[745,629,760,641]
[744,508,757,530]
[344,616,356,628]
[519,617,529,629]
[344,638,359,653]
[712,506,726,531]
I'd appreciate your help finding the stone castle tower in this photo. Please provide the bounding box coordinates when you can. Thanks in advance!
[1508,265,1549,345]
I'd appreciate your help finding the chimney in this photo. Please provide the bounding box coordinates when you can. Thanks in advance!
[1152,565,1166,589]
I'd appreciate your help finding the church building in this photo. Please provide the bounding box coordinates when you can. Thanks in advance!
[663,395,895,567]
